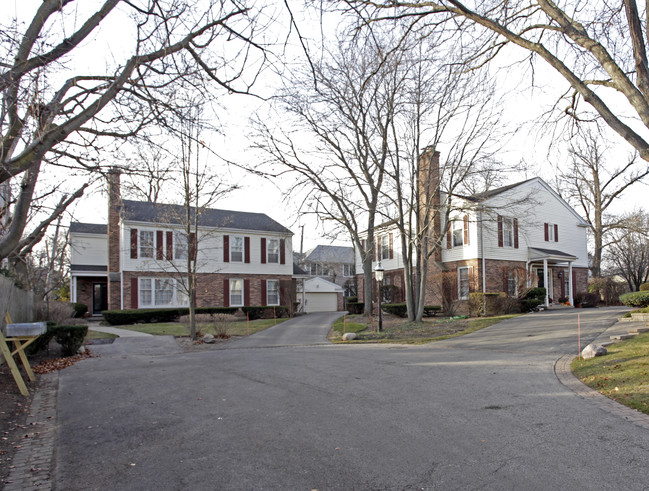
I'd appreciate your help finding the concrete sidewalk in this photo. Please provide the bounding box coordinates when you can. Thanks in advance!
[89,325,153,337]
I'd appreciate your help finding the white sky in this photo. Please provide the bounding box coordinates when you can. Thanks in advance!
[10,0,649,253]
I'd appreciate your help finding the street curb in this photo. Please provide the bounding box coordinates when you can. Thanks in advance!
[555,353,649,430]
[3,372,58,490]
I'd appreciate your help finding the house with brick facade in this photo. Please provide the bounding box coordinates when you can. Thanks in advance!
[70,170,296,314]
[354,151,589,310]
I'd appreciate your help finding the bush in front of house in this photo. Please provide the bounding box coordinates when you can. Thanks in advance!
[241,305,290,320]
[639,283,649,291]
[519,287,546,312]
[468,292,507,317]
[582,292,600,308]
[52,325,88,356]
[619,291,649,308]
[101,308,182,325]
[71,302,88,318]
[381,303,408,317]
[180,307,239,316]
[423,305,442,317]
[345,297,364,314]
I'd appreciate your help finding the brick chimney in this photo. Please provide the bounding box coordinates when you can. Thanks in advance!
[418,147,442,261]
[107,168,122,310]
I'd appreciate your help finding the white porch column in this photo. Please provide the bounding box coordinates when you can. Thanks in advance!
[543,259,549,307]
[568,262,574,306]
[71,276,77,303]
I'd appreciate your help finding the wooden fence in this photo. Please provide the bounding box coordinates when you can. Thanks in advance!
[0,276,34,325]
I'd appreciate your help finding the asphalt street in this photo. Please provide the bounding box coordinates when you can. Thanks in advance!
[54,308,649,490]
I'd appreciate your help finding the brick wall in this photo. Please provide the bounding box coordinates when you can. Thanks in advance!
[122,271,295,309]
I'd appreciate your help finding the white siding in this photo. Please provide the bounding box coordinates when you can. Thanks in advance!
[120,223,294,275]
[70,234,107,266]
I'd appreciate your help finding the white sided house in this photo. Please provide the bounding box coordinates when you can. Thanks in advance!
[70,170,295,313]
[355,151,589,309]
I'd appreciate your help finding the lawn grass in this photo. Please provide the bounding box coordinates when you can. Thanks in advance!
[331,313,519,344]
[111,318,287,337]
[571,332,649,415]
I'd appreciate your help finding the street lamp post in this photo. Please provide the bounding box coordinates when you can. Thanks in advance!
[374,262,384,333]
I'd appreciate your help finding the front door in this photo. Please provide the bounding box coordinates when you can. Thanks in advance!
[93,283,108,315]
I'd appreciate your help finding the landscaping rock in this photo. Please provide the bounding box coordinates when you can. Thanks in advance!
[342,333,357,341]
[203,334,216,344]
[581,344,607,359]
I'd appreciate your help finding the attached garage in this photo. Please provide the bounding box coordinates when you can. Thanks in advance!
[299,277,343,313]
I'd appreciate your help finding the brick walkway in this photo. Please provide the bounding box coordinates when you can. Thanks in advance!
[4,372,58,491]
[555,353,649,430]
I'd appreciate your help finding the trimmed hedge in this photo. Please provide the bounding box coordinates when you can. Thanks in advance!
[71,302,88,318]
[380,303,443,317]
[619,291,649,308]
[102,308,182,325]
[53,325,88,356]
[520,287,546,313]
[28,324,88,356]
[102,307,240,325]
[382,303,408,317]
[423,305,442,317]
[241,305,290,320]
[346,301,364,315]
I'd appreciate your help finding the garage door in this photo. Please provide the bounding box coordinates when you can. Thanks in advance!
[305,292,338,312]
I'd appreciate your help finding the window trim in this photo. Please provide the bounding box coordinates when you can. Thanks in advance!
[458,267,470,300]
[229,278,244,307]
[266,279,280,306]
[502,217,514,248]
[139,230,154,258]
[267,238,280,264]
[138,277,187,308]
[230,236,244,263]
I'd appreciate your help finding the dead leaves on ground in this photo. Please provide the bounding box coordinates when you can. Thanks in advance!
[32,350,96,374]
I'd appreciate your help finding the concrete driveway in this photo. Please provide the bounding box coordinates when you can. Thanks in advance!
[53,308,649,490]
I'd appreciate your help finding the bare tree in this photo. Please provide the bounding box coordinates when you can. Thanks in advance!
[1,0,270,261]
[560,126,649,278]
[254,31,404,315]
[383,46,507,321]
[122,145,175,203]
[340,1,649,166]
[605,210,649,291]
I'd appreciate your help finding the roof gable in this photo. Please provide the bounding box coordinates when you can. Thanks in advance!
[464,177,588,226]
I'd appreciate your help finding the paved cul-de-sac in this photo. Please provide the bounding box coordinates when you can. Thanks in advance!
[50,308,649,490]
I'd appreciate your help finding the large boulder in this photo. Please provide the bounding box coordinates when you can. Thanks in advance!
[342,332,357,341]
[581,344,607,359]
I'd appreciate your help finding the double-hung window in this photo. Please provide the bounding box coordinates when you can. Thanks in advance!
[458,267,470,300]
[231,236,243,262]
[507,272,518,297]
[139,231,154,258]
[140,279,153,306]
[452,221,464,247]
[230,279,243,306]
[267,280,280,306]
[343,264,354,277]
[502,218,513,247]
[381,235,390,260]
[174,232,188,260]
[267,239,279,263]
